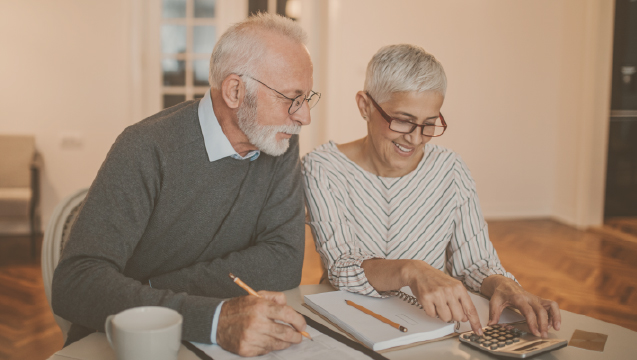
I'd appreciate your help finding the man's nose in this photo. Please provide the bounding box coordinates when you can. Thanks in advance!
[290,101,312,126]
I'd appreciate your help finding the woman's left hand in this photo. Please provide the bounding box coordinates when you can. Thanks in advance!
[483,276,561,338]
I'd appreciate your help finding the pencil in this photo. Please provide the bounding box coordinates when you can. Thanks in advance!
[228,273,313,341]
[345,300,408,332]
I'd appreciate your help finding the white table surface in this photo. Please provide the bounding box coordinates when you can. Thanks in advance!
[48,284,637,360]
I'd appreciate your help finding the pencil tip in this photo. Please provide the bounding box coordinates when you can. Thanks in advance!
[228,273,236,280]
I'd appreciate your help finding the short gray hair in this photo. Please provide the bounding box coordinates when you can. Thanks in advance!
[209,12,307,90]
[364,44,447,103]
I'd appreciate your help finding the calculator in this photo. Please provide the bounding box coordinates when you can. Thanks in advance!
[459,324,567,358]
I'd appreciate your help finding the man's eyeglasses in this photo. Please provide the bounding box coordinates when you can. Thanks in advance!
[366,92,447,137]
[242,75,321,115]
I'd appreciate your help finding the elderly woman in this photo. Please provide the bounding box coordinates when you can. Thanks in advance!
[303,44,560,338]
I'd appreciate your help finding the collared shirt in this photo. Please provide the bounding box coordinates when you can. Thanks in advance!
[197,88,259,344]
[303,141,517,297]
[198,88,260,162]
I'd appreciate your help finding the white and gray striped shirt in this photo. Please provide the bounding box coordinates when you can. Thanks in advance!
[302,141,516,297]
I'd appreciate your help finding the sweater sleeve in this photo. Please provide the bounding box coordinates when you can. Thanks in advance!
[146,135,305,294]
[52,126,220,344]
[445,156,518,292]
[302,154,385,297]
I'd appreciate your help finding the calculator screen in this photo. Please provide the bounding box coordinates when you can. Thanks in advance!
[513,340,548,352]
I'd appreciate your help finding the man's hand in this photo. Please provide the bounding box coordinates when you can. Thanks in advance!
[216,291,307,356]
[406,262,484,335]
[482,275,561,338]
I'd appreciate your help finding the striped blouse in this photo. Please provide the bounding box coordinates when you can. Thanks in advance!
[302,141,516,297]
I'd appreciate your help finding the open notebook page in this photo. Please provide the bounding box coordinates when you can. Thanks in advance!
[191,324,379,360]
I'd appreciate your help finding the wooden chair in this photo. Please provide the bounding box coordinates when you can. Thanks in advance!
[0,135,42,257]
[41,188,89,343]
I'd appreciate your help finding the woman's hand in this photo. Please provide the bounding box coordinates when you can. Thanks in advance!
[361,258,483,334]
[403,261,484,335]
[481,275,561,338]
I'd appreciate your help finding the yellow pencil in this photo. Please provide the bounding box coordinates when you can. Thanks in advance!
[228,273,313,341]
[345,300,408,332]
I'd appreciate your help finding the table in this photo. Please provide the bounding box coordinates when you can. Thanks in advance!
[48,284,637,360]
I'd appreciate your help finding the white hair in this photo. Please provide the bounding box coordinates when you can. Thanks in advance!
[209,12,307,91]
[364,44,447,103]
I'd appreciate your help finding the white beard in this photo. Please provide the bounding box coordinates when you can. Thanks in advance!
[237,90,301,156]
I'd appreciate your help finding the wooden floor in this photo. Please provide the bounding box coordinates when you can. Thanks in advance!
[1,219,636,359]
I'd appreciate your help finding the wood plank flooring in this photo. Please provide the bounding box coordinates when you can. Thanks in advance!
[1,219,636,359]
[0,235,63,360]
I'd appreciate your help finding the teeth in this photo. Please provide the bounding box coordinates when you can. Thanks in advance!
[394,142,413,153]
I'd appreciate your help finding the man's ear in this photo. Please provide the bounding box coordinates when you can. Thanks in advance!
[355,91,371,122]
[220,74,244,109]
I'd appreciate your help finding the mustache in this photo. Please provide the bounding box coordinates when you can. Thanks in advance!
[269,123,302,135]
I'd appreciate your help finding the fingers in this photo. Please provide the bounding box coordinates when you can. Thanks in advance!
[417,282,482,335]
[543,299,561,331]
[259,290,287,306]
[487,293,504,326]
[531,301,549,338]
[216,295,304,356]
[516,300,541,337]
[458,293,482,335]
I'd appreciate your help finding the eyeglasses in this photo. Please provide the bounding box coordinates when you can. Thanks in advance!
[242,75,321,115]
[366,92,447,137]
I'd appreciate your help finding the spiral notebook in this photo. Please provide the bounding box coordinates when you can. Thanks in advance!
[304,287,525,351]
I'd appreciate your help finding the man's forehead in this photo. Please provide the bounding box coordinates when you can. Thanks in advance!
[257,41,313,94]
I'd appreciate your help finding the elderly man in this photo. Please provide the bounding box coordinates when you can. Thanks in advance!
[52,13,319,356]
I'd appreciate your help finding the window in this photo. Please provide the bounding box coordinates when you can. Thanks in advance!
[161,0,217,108]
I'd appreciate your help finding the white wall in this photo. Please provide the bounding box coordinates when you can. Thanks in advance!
[303,0,614,227]
[0,0,614,231]
[0,0,135,230]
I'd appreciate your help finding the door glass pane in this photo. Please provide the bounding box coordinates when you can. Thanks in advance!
[163,0,186,18]
[194,0,216,18]
[193,26,216,54]
[193,59,210,86]
[249,0,268,16]
[163,59,186,86]
[163,94,186,109]
[162,25,187,54]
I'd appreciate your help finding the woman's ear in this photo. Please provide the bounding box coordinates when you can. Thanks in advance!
[355,91,371,122]
[220,74,245,109]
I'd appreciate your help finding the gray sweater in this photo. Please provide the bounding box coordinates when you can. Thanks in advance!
[52,100,305,344]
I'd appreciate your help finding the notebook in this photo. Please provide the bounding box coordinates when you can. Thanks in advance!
[304,287,525,351]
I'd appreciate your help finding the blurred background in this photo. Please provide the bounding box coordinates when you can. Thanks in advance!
[0,1,636,359]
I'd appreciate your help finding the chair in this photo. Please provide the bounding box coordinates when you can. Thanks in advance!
[41,188,89,343]
[0,135,43,257]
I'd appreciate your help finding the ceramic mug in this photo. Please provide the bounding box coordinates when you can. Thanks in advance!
[105,306,183,360]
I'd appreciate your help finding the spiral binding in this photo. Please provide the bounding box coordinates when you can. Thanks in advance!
[383,290,423,309]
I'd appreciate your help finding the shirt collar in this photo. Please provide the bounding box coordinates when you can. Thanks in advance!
[198,89,260,162]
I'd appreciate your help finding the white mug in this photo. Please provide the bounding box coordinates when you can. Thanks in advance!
[105,306,183,360]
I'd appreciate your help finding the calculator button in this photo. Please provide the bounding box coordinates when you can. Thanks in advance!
[513,338,520,343]
[482,342,490,347]
[484,327,492,331]
[498,342,506,348]
[484,336,492,340]
[463,334,470,339]
[498,336,506,341]
[506,340,513,345]
[506,334,514,339]
[490,345,498,350]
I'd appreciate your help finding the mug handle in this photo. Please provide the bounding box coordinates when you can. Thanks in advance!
[105,315,115,348]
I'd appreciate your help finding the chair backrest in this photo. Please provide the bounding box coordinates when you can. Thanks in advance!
[41,188,89,342]
[0,135,35,188]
